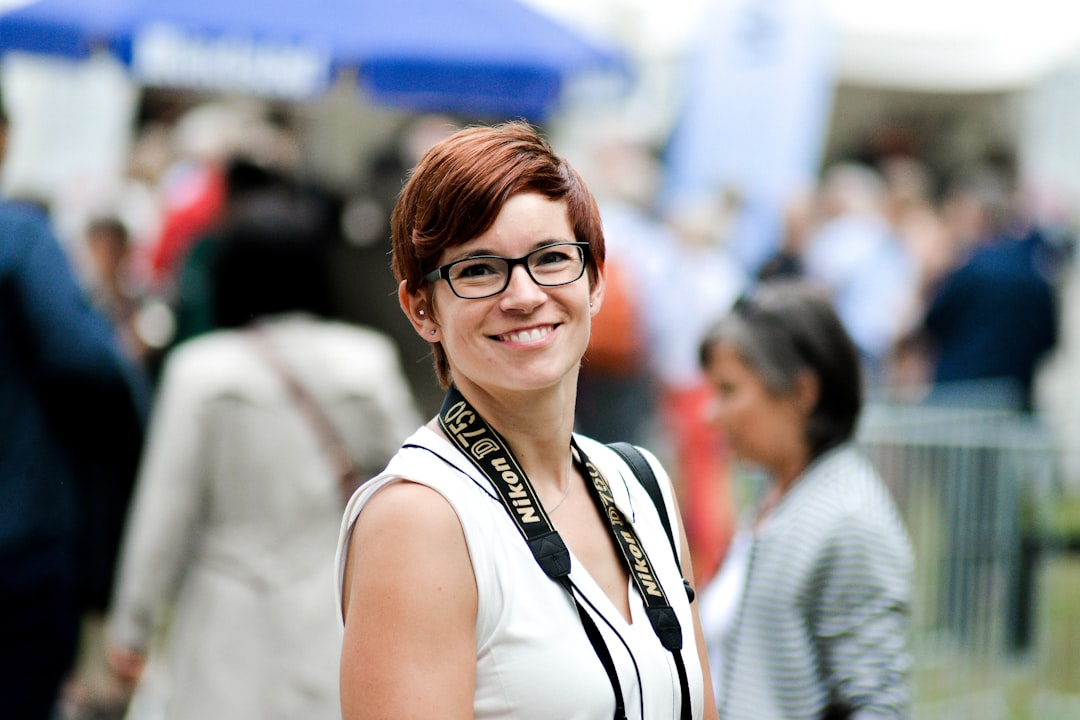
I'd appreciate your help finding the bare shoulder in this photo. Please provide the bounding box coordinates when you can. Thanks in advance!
[342,479,475,617]
[352,479,465,541]
[341,479,478,718]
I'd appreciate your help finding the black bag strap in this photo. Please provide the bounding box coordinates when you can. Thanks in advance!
[572,584,628,720]
[607,441,695,604]
[607,441,696,720]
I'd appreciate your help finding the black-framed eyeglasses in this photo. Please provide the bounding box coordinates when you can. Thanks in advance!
[423,242,590,299]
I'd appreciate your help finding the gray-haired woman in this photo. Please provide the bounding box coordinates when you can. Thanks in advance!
[697,279,913,720]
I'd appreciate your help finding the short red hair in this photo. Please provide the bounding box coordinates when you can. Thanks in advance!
[391,121,605,388]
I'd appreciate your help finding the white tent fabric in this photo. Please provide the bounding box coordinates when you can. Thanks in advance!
[525,0,1080,92]
[831,0,1080,91]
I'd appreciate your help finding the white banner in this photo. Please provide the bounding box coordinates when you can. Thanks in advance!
[132,23,332,100]
[661,0,837,272]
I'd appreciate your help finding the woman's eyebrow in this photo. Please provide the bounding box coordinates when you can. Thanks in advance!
[443,240,573,264]
[443,247,500,263]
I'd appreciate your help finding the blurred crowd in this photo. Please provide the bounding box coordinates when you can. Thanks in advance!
[3,98,434,720]
[2,91,1075,719]
[575,130,1069,584]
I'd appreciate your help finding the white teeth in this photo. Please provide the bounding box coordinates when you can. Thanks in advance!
[506,327,550,343]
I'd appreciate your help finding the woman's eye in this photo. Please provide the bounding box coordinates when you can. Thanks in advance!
[535,250,571,266]
[455,260,501,278]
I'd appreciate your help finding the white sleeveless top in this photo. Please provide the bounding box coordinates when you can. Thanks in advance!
[335,427,707,720]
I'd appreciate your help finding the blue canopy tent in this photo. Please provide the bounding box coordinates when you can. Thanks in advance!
[0,0,627,121]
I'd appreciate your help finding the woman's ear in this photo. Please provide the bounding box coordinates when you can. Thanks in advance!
[588,262,606,319]
[793,371,820,416]
[398,281,439,343]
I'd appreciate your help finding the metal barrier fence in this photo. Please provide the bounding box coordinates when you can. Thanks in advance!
[856,401,1061,719]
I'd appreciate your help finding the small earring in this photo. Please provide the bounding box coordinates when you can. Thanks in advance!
[418,309,425,316]
[589,302,594,308]
[430,329,437,336]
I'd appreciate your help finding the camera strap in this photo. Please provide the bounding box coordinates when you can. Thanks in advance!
[438,386,691,720]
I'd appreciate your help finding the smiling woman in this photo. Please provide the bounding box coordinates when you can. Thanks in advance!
[335,121,718,720]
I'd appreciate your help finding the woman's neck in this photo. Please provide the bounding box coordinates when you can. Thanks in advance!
[442,379,577,490]
[755,447,812,527]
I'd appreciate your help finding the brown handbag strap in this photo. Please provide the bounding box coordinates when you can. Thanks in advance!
[248,326,361,504]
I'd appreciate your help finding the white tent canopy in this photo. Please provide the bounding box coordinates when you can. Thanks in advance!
[525,0,1080,92]
[832,0,1080,91]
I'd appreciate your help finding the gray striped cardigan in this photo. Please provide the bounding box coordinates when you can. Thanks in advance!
[718,444,914,720]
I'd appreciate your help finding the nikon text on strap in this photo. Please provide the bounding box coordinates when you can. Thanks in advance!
[438,386,692,720]
[607,441,696,604]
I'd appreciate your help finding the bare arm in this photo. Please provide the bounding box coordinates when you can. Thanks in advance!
[340,480,478,720]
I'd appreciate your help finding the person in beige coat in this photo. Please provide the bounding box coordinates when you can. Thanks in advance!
[105,188,421,720]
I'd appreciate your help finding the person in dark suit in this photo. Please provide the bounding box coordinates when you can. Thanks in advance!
[923,167,1058,412]
[0,98,147,720]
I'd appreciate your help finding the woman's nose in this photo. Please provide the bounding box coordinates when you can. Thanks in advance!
[500,264,546,306]
[703,392,727,429]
